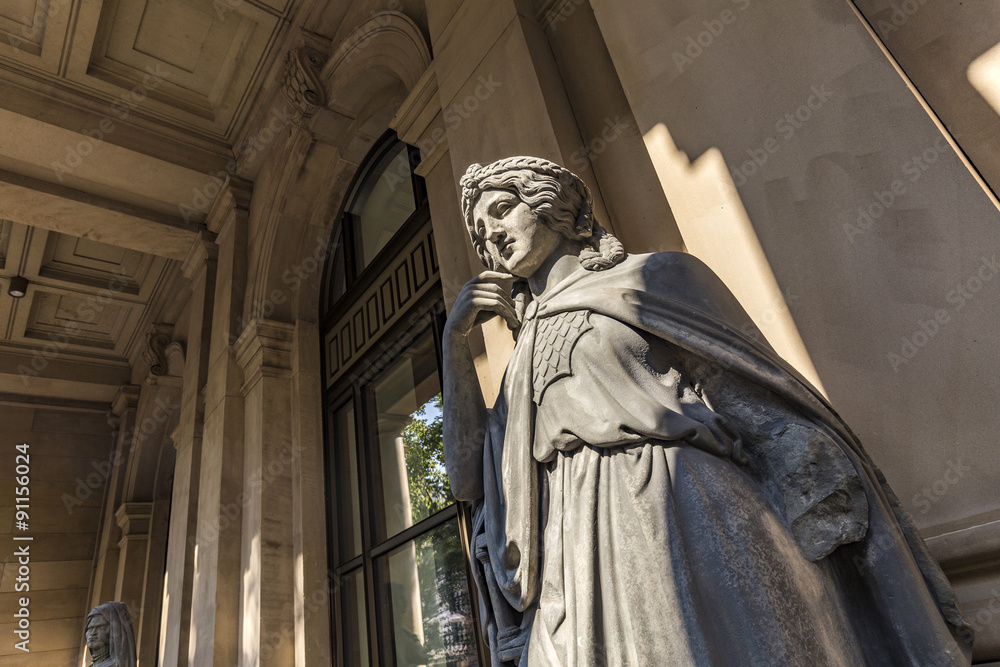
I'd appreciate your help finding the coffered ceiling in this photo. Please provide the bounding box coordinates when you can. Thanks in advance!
[0,0,316,403]
[0,220,174,401]
[0,0,292,143]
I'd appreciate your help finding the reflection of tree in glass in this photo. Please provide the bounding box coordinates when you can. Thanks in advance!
[413,522,478,666]
[401,393,453,522]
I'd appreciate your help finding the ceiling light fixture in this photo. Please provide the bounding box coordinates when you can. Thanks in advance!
[8,275,28,298]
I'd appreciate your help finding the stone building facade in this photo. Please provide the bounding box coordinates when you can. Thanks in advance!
[0,0,998,665]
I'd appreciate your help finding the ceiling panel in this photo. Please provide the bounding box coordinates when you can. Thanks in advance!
[81,0,283,135]
[22,289,140,353]
[132,0,214,73]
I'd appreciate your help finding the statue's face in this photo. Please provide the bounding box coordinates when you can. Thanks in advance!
[86,615,110,658]
[472,189,564,278]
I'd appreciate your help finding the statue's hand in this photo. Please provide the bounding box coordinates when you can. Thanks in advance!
[446,271,518,338]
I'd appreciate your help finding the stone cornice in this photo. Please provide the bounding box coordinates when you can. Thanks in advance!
[925,516,1000,577]
[234,319,296,394]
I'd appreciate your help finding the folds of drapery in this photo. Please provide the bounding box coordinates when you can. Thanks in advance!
[469,251,972,666]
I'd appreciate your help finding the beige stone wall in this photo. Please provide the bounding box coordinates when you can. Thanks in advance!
[585,0,1000,658]
[0,400,113,667]
[3,0,997,664]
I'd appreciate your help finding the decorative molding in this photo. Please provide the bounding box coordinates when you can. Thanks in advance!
[320,12,432,117]
[389,62,449,177]
[143,328,172,377]
[280,47,329,127]
[115,501,153,543]
[181,230,220,281]
[108,384,142,429]
[234,319,296,394]
[323,221,439,388]
[924,516,1000,577]
[205,176,253,236]
[142,325,185,386]
[412,113,449,178]
[390,63,439,144]
[0,393,111,413]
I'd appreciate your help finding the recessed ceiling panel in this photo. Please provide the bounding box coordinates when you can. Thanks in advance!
[133,0,213,73]
[23,291,136,351]
[0,0,69,66]
[0,0,41,26]
[82,0,281,136]
[37,232,167,297]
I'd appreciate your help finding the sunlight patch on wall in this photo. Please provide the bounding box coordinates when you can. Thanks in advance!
[642,122,826,395]
[969,41,1000,117]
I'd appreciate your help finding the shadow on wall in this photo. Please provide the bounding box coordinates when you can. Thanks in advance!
[588,0,1000,547]
[642,121,825,395]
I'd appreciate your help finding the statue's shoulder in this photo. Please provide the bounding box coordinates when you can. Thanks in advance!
[630,250,714,276]
[619,251,727,298]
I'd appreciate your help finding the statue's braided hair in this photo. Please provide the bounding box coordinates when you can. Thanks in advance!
[460,156,626,272]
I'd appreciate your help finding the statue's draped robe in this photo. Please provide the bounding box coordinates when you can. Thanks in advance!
[469,252,971,666]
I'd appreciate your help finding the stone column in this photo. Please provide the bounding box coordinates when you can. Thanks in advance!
[160,232,218,667]
[233,319,297,667]
[189,178,251,666]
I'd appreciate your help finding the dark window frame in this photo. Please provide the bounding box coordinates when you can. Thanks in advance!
[319,135,486,666]
[321,131,426,321]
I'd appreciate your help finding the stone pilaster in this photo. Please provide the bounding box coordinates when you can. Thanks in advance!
[189,176,251,667]
[114,501,154,626]
[159,230,218,667]
[89,385,140,610]
[234,318,297,667]
[289,321,332,666]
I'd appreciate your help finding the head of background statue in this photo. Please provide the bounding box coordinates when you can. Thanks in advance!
[85,601,136,667]
[459,156,626,273]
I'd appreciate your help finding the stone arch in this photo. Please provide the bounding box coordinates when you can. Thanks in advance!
[246,11,432,326]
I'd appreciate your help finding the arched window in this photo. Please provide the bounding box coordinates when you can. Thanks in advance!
[320,133,484,666]
[322,133,427,310]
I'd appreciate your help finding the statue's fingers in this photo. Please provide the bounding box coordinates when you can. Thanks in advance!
[477,270,516,287]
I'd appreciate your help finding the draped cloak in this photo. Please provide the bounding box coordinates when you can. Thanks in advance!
[468,251,972,666]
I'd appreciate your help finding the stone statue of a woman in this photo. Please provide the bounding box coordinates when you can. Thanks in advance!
[442,156,972,665]
[85,601,136,667]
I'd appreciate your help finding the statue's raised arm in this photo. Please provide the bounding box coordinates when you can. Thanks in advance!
[444,156,972,666]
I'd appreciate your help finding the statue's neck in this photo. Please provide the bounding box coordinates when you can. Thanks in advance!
[89,654,114,667]
[527,241,585,299]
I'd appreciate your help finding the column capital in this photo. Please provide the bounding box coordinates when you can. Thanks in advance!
[181,229,219,280]
[108,384,141,429]
[205,176,253,236]
[234,319,296,394]
[115,501,153,539]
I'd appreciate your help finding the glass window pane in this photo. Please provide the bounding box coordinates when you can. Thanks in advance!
[341,568,369,666]
[377,519,479,667]
[332,401,363,562]
[372,332,453,539]
[325,222,348,308]
[350,143,416,268]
